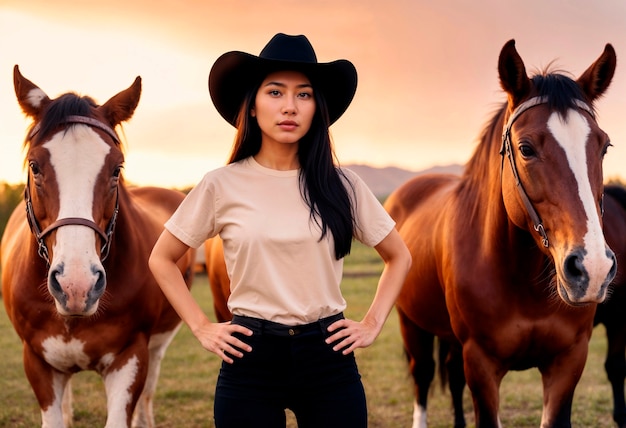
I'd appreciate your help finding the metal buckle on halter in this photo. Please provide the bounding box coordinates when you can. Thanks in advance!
[534,224,549,248]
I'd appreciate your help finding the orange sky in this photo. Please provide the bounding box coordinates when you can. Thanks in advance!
[1,0,625,188]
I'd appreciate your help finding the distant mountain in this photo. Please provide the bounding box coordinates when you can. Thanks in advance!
[344,163,464,198]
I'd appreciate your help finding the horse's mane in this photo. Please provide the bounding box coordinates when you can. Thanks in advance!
[529,72,595,117]
[25,93,97,149]
[459,69,592,223]
[23,93,127,178]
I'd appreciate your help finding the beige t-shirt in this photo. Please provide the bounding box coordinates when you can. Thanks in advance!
[165,156,395,324]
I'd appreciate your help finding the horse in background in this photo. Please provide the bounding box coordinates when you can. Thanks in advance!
[1,66,195,428]
[204,236,231,323]
[384,40,617,427]
[597,184,626,428]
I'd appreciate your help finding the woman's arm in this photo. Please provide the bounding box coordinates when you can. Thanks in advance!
[326,228,412,354]
[149,230,252,363]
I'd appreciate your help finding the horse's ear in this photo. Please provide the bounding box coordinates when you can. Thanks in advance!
[577,44,616,102]
[498,40,531,108]
[13,65,51,118]
[100,76,142,126]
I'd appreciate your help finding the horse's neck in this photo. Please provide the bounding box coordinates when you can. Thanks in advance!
[460,108,512,235]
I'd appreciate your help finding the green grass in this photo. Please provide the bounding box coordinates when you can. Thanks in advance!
[0,242,619,427]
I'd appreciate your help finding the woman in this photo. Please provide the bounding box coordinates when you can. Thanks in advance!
[149,33,412,427]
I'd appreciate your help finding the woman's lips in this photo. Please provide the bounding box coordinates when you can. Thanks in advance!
[278,120,297,130]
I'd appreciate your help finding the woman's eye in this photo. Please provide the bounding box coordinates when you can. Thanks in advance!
[269,90,281,96]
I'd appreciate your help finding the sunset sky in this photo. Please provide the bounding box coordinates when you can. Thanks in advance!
[1,0,625,188]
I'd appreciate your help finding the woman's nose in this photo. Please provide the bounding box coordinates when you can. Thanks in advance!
[282,98,296,114]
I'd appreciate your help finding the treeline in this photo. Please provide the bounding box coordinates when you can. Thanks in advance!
[0,182,24,240]
[0,177,625,244]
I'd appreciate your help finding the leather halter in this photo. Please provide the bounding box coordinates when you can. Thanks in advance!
[500,96,595,248]
[28,115,120,144]
[25,115,121,264]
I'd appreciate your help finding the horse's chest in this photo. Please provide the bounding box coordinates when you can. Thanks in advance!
[40,334,117,373]
[40,335,95,372]
[481,315,591,366]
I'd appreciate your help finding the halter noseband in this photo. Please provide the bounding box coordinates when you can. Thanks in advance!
[500,96,595,248]
[25,115,121,264]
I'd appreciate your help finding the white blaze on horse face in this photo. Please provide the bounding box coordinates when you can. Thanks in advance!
[44,125,110,222]
[547,109,612,296]
[43,126,110,311]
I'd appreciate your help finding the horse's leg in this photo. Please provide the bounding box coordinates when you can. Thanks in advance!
[538,343,589,428]
[444,343,467,428]
[62,378,74,427]
[462,341,503,428]
[23,345,71,427]
[397,308,436,428]
[132,325,182,428]
[103,345,150,428]
[603,322,626,427]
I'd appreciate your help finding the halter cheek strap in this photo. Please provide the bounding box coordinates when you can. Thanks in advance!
[499,96,595,248]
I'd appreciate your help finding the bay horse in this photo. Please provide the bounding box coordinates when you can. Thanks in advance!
[433,184,626,428]
[1,66,195,428]
[597,184,626,428]
[384,40,617,428]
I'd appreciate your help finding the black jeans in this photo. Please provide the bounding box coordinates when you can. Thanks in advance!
[214,313,367,428]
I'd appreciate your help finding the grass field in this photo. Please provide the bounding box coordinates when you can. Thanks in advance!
[0,242,619,427]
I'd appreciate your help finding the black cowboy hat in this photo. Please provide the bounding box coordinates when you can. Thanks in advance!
[208,33,358,127]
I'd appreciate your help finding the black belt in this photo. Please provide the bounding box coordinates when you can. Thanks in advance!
[231,312,345,337]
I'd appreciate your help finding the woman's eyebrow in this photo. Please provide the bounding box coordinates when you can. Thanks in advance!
[263,81,313,89]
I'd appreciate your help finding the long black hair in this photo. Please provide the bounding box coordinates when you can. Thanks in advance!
[227,75,355,259]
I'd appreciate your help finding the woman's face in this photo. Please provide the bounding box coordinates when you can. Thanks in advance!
[251,70,316,147]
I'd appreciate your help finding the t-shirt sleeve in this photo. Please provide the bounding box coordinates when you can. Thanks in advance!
[342,168,396,247]
[164,172,218,249]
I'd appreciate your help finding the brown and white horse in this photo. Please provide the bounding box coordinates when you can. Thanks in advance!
[1,66,194,428]
[384,40,617,427]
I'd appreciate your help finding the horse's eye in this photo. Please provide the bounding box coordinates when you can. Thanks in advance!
[113,166,122,178]
[29,161,41,175]
[602,140,612,157]
[519,143,536,158]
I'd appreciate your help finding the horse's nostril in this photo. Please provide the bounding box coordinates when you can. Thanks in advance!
[608,251,618,281]
[93,268,106,295]
[564,252,585,279]
[49,267,64,294]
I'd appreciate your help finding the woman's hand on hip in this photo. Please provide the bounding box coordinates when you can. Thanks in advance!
[325,318,380,355]
[193,320,253,364]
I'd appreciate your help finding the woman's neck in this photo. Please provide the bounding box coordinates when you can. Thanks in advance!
[254,145,300,171]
